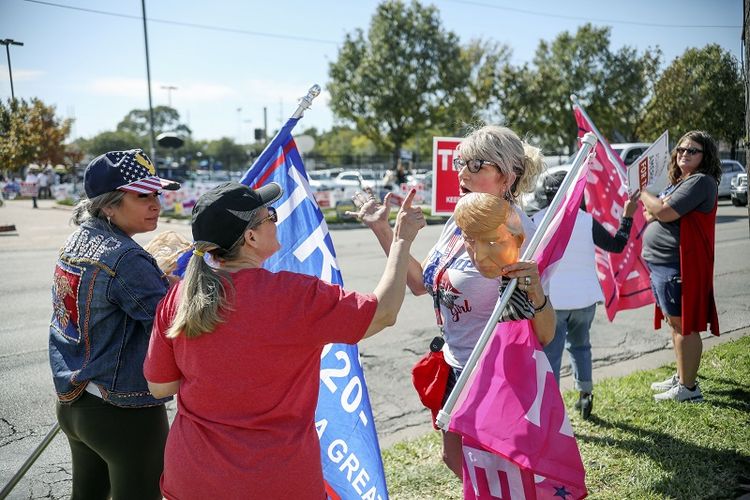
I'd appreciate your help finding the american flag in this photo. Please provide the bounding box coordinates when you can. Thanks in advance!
[107,149,165,193]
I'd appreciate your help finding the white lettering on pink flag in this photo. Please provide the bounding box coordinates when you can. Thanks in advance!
[463,445,526,499]
[574,107,654,320]
[525,351,574,437]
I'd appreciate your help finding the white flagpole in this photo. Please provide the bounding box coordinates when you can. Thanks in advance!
[569,94,628,185]
[435,132,598,431]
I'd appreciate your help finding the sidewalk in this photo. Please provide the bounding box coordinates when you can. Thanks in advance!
[558,325,750,393]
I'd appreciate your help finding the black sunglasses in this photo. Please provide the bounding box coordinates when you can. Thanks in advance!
[252,206,277,228]
[452,157,499,173]
[675,147,703,156]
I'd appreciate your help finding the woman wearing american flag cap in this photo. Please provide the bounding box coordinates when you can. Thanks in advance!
[49,149,180,499]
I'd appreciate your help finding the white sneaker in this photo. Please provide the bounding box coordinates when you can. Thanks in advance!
[653,383,703,403]
[650,373,679,392]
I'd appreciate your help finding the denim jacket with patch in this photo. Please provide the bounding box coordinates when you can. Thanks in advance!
[49,218,172,407]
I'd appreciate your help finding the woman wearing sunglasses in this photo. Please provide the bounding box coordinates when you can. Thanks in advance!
[640,131,721,403]
[350,125,555,477]
[143,181,425,499]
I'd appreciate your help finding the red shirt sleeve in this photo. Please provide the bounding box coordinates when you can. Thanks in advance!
[144,285,182,383]
[292,273,378,346]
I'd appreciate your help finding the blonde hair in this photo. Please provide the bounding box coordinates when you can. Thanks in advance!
[454,192,524,247]
[167,207,265,339]
[459,125,545,199]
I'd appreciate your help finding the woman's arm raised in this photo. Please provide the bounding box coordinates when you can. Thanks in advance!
[363,189,427,338]
[348,190,429,296]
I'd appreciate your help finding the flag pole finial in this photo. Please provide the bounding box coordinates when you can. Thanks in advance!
[292,84,321,119]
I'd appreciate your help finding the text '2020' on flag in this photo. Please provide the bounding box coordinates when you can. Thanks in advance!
[448,152,591,499]
[573,103,654,321]
[240,116,388,500]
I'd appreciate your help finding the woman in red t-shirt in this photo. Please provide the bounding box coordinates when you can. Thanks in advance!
[144,181,424,500]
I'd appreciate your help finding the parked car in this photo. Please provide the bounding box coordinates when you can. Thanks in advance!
[333,170,382,190]
[610,143,651,167]
[522,142,650,215]
[719,159,746,198]
[307,169,338,191]
[730,172,748,206]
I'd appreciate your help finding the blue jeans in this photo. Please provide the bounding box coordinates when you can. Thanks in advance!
[543,304,596,393]
[646,261,682,317]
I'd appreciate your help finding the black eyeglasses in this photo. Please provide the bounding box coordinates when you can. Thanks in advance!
[252,207,277,228]
[452,157,499,173]
[675,147,703,156]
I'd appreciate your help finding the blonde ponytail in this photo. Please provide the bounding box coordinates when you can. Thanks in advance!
[166,242,232,338]
[515,142,545,196]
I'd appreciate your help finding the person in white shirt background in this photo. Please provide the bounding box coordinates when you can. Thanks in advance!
[532,171,637,419]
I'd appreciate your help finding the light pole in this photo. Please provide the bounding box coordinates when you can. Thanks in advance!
[161,85,178,108]
[140,0,157,165]
[236,107,243,142]
[1,39,24,101]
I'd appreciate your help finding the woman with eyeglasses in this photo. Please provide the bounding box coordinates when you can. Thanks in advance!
[640,131,721,403]
[143,181,425,499]
[350,125,555,477]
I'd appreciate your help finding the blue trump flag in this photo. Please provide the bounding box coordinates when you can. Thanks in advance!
[240,117,389,500]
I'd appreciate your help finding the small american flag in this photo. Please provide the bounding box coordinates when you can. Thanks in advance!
[107,150,164,193]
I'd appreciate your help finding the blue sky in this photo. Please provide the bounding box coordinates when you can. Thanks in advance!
[1,0,743,142]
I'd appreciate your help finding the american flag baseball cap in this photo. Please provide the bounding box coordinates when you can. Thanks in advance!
[84,149,180,198]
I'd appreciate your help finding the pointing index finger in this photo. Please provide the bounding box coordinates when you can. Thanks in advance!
[402,188,416,209]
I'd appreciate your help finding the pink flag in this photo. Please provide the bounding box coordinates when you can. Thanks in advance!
[449,157,590,499]
[573,107,654,320]
[451,322,587,500]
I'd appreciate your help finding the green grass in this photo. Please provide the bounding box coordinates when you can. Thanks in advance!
[383,336,750,499]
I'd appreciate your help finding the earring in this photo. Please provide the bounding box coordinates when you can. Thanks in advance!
[504,190,513,202]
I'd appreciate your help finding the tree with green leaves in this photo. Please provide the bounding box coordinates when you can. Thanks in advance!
[204,137,248,170]
[311,126,377,167]
[497,24,661,152]
[639,44,744,154]
[0,98,82,174]
[328,0,466,165]
[447,39,513,127]
[76,130,144,157]
[116,105,192,138]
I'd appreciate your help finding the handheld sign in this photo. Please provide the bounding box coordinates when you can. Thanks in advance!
[432,137,462,215]
[627,131,670,196]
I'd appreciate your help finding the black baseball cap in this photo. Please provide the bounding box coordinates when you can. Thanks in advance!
[84,149,180,198]
[191,181,283,250]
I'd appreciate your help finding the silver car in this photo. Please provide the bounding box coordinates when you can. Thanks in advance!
[719,160,746,198]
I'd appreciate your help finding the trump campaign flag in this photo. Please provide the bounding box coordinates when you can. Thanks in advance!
[573,103,654,320]
[447,147,591,500]
[240,116,388,500]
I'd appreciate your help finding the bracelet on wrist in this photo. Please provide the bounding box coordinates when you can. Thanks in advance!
[532,295,549,312]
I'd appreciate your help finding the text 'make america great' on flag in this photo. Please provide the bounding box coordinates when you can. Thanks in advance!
[573,105,654,320]
[448,154,591,500]
[240,117,388,500]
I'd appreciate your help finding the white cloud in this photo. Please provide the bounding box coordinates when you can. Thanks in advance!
[13,69,45,81]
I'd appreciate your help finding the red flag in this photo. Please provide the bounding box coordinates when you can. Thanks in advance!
[573,106,654,320]
[449,159,590,499]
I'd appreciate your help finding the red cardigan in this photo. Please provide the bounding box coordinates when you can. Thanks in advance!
[654,201,720,335]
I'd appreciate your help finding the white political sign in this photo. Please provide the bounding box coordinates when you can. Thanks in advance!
[627,130,670,196]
